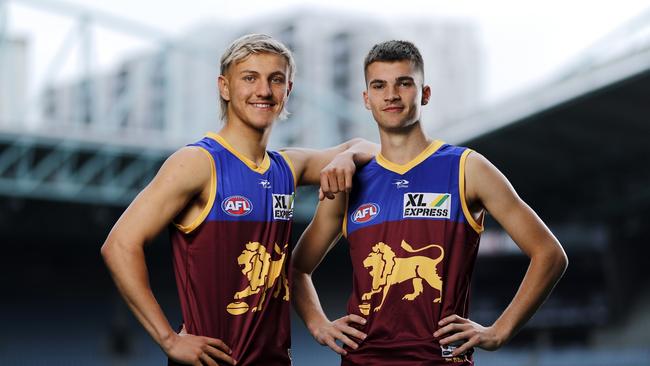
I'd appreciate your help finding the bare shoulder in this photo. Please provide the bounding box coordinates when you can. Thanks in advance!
[278,147,312,175]
[464,150,517,203]
[152,146,213,195]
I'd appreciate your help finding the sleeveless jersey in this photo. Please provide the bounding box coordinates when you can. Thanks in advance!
[169,133,296,366]
[342,141,483,366]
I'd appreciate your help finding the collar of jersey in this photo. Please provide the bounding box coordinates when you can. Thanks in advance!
[205,132,271,174]
[376,139,444,175]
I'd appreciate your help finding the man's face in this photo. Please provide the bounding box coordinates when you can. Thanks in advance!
[218,52,292,130]
[363,60,430,131]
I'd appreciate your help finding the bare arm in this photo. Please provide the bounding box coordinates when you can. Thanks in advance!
[282,138,379,199]
[435,152,568,356]
[100,147,235,366]
[291,194,367,355]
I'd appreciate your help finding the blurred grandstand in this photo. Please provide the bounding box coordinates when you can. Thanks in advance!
[1,0,649,365]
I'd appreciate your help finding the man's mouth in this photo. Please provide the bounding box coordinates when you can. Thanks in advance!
[250,102,275,109]
[383,106,404,112]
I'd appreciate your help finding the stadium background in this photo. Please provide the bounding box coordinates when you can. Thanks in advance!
[1,1,649,365]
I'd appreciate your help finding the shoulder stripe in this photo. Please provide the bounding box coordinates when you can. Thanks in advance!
[173,147,217,234]
[459,149,484,234]
[277,151,298,189]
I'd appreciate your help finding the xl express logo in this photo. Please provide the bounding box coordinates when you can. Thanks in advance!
[351,203,380,224]
[273,193,295,221]
[403,193,451,219]
[222,195,253,216]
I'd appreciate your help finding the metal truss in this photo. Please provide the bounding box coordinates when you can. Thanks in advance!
[0,132,170,206]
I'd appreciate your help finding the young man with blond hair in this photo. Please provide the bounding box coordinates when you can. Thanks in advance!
[102,34,376,366]
[292,40,568,365]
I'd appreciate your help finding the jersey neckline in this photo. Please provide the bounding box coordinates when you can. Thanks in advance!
[205,132,271,174]
[375,140,445,175]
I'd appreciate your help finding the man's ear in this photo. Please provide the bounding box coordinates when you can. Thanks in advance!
[363,90,371,110]
[421,85,431,106]
[218,75,230,101]
[286,80,293,97]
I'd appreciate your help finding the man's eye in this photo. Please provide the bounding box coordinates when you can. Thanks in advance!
[271,77,285,84]
[243,75,255,82]
[372,84,384,89]
[400,81,413,87]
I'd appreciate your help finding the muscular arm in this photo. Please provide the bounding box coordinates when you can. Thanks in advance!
[291,194,367,355]
[282,138,379,199]
[101,147,235,366]
[435,152,568,356]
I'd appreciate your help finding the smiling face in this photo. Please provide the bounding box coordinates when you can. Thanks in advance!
[218,52,293,131]
[363,60,430,131]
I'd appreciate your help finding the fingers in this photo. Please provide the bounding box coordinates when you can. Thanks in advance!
[203,345,236,365]
[346,314,367,325]
[202,337,235,365]
[320,166,354,199]
[337,325,366,344]
[203,337,232,354]
[318,187,324,201]
[434,322,465,338]
[199,352,218,366]
[438,314,467,327]
[324,337,348,355]
[452,336,478,357]
[320,171,334,200]
[345,170,353,193]
[336,171,346,195]
[336,315,367,340]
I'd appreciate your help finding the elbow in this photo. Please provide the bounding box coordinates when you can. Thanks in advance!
[550,243,569,280]
[100,236,132,265]
[100,239,112,261]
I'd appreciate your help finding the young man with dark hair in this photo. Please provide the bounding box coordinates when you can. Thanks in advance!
[292,40,568,365]
[101,34,377,366]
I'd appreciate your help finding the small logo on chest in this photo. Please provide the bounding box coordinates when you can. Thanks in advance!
[259,179,271,189]
[403,193,451,219]
[393,179,410,189]
[272,193,294,220]
[222,196,253,216]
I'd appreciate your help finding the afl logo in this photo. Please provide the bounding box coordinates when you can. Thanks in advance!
[222,196,253,216]
[351,203,380,224]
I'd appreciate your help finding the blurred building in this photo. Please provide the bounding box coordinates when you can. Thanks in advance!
[38,9,482,149]
[0,36,27,127]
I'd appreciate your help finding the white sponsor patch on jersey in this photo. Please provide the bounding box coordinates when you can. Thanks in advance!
[272,193,294,220]
[403,192,451,219]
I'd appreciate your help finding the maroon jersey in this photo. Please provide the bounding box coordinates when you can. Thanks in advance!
[169,133,296,365]
[342,142,483,365]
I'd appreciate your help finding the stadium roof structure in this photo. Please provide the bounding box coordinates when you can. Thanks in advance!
[436,9,650,224]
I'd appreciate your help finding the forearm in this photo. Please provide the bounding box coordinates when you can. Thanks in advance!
[292,270,330,334]
[341,138,379,166]
[101,238,176,350]
[492,246,568,344]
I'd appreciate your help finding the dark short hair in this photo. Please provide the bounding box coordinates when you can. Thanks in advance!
[363,40,424,82]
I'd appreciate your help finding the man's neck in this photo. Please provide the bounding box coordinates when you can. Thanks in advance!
[378,122,432,165]
[217,120,271,166]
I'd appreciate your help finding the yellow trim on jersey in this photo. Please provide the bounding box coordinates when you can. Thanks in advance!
[206,132,270,174]
[376,140,445,175]
[342,194,350,238]
[277,151,298,189]
[459,149,484,234]
[173,147,217,234]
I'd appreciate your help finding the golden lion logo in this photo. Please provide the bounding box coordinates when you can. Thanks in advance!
[359,240,444,315]
[226,242,289,315]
